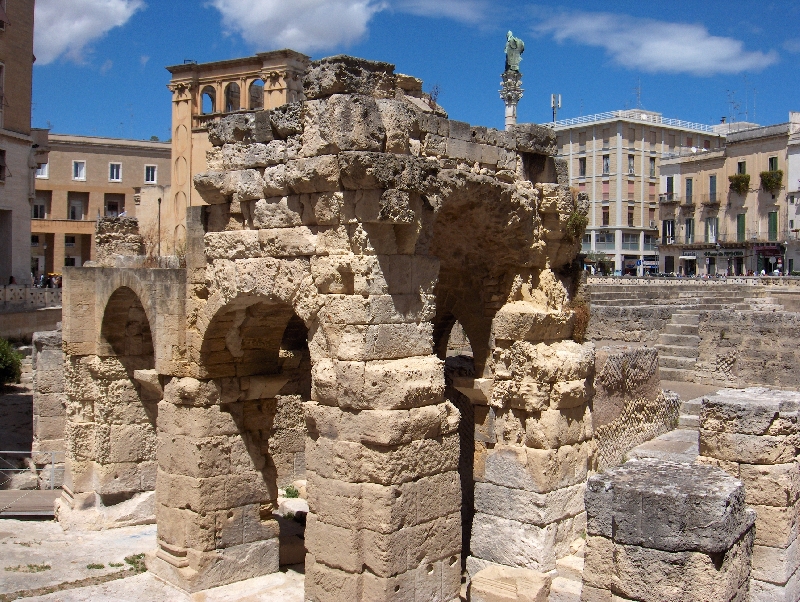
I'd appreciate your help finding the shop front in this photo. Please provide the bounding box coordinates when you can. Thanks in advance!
[753,243,785,275]
[679,252,697,276]
[702,248,746,276]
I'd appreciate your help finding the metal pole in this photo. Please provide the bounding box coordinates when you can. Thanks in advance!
[157,198,162,258]
[50,452,54,489]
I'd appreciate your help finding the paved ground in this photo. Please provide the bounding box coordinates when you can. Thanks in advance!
[660,379,721,402]
[0,384,33,454]
[627,427,699,464]
[0,490,60,517]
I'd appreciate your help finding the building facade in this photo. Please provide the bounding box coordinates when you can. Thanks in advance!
[0,0,48,285]
[659,113,800,276]
[164,50,309,255]
[31,135,170,275]
[553,110,726,275]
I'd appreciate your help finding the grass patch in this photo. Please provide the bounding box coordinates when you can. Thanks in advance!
[4,564,51,573]
[124,553,146,574]
[86,563,105,570]
[284,485,300,498]
[109,562,124,568]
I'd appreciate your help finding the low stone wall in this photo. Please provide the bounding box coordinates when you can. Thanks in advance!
[586,305,674,344]
[0,285,62,313]
[592,346,680,470]
[698,388,800,601]
[583,458,755,602]
[0,307,62,342]
[31,328,66,489]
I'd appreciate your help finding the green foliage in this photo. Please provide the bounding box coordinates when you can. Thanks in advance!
[728,173,750,195]
[760,170,783,193]
[0,338,21,389]
[565,210,589,243]
[124,553,146,573]
[5,564,51,573]
[284,484,300,498]
[86,563,105,570]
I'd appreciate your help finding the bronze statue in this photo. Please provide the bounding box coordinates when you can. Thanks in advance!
[505,31,524,73]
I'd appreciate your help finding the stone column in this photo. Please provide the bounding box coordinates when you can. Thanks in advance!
[698,388,800,602]
[499,71,523,131]
[146,376,281,592]
[31,328,66,488]
[583,458,755,601]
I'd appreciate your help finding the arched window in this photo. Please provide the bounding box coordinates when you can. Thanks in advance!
[201,85,216,114]
[224,82,240,112]
[249,79,264,110]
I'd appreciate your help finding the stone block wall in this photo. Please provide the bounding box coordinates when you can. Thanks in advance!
[94,217,145,267]
[583,458,755,602]
[31,328,66,488]
[698,388,800,601]
[586,305,674,344]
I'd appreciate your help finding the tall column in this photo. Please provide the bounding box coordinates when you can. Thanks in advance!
[500,71,523,131]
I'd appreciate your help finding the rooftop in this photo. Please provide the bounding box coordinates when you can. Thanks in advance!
[551,109,720,134]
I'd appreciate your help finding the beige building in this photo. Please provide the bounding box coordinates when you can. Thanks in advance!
[553,110,726,275]
[0,0,48,284]
[164,50,309,254]
[660,113,800,276]
[32,135,170,275]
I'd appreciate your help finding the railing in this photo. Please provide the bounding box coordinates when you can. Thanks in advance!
[0,450,63,490]
[659,193,680,204]
[551,110,717,133]
[0,285,62,313]
[588,276,800,286]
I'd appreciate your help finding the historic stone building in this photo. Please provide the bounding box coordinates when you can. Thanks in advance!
[31,134,171,275]
[57,55,593,599]
[0,0,48,285]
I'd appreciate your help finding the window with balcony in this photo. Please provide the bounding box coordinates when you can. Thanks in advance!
[687,137,693,148]
[72,160,86,181]
[109,162,122,182]
[737,214,746,242]
[709,175,717,203]
[650,131,657,145]
[67,192,88,220]
[769,156,778,172]
[581,233,591,253]
[602,154,610,175]
[65,235,76,248]
[622,233,639,250]
[738,161,747,175]
[685,218,694,244]
[32,202,46,219]
[685,178,693,204]
[36,162,49,179]
[602,206,610,226]
[602,128,610,146]
[628,180,635,200]
[705,217,718,243]
[628,155,635,175]
[662,219,675,244]
[649,157,656,178]
[145,164,157,184]
[628,128,636,144]
[704,139,711,150]
[768,211,778,241]
[104,193,125,217]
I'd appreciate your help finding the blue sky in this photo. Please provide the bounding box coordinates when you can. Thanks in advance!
[32,0,800,141]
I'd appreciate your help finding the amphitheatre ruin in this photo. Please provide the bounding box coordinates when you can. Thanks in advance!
[4,52,800,602]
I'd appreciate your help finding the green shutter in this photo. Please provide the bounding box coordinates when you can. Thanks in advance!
[737,214,746,243]
[768,212,778,241]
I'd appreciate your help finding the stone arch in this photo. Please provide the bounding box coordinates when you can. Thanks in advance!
[100,286,154,360]
[201,85,216,114]
[224,82,241,112]
[248,79,265,110]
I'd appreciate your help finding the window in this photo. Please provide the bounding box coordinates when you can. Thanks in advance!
[649,183,656,201]
[201,86,216,114]
[668,134,676,147]
[649,157,656,178]
[72,160,86,181]
[602,206,610,226]
[737,214,746,242]
[32,202,46,219]
[67,192,87,220]
[628,180,635,200]
[65,236,76,248]
[144,165,157,184]
[685,218,694,244]
[0,150,5,181]
[662,219,675,244]
[768,211,778,241]
[602,128,610,145]
[602,181,610,200]
[628,128,636,144]
[650,131,657,145]
[602,154,610,175]
[0,62,5,128]
[622,233,639,250]
[249,79,265,110]
[686,137,693,148]
[628,155,635,175]
[705,217,718,243]
[685,178,693,203]
[644,234,657,250]
[769,156,778,171]
[104,193,125,217]
[649,207,656,224]
[596,230,614,250]
[64,257,76,267]
[709,175,717,203]
[0,1,6,30]
[738,161,746,175]
[628,207,635,226]
[578,131,586,147]
[704,139,711,150]
[36,163,49,179]
[581,233,591,253]
[225,82,241,112]
[109,163,122,182]
[31,235,39,247]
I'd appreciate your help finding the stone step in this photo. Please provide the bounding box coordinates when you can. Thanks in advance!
[680,399,702,415]
[655,344,699,358]
[659,367,692,381]
[556,554,584,583]
[664,323,699,335]
[678,414,700,429]
[549,576,582,602]
[659,355,697,369]
[657,334,701,346]
[671,313,700,325]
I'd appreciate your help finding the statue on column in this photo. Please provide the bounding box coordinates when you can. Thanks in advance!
[504,31,525,73]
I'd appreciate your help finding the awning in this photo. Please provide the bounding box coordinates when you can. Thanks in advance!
[679,255,697,260]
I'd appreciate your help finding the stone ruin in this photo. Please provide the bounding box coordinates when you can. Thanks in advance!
[51,53,800,602]
[55,54,593,598]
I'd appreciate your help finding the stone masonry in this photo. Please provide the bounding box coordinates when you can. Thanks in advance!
[31,327,66,489]
[583,458,755,602]
[698,388,800,601]
[59,54,591,599]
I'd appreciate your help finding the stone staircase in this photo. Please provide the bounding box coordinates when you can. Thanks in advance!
[655,310,700,382]
[678,397,702,430]
[19,348,33,385]
[549,539,585,601]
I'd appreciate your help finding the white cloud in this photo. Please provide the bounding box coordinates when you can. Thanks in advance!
[34,0,144,65]
[209,0,489,53]
[783,39,800,54]
[535,11,778,76]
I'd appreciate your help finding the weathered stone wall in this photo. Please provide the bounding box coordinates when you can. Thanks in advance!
[584,458,755,602]
[31,328,66,488]
[586,305,674,344]
[94,217,145,267]
[698,388,800,601]
[592,346,680,470]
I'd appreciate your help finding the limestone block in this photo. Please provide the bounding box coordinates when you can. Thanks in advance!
[155,469,228,513]
[699,429,798,464]
[270,102,303,138]
[251,196,304,229]
[446,138,482,163]
[36,348,64,372]
[311,321,433,362]
[418,113,449,137]
[752,538,800,586]
[157,434,231,478]
[133,369,162,401]
[469,565,551,602]
[65,421,96,461]
[482,442,591,494]
[586,459,753,553]
[750,503,800,548]
[513,123,557,155]
[474,481,585,527]
[108,423,157,463]
[701,388,800,436]
[220,141,286,169]
[35,366,65,394]
[304,55,397,100]
[259,227,317,257]
[230,256,280,297]
[337,151,431,192]
[207,112,272,146]
[377,98,419,154]
[750,569,800,602]
[34,414,66,441]
[204,231,261,260]
[611,528,753,602]
[33,392,66,417]
[228,169,265,203]
[194,171,229,204]
[492,302,573,344]
[525,406,592,449]
[306,513,363,573]
[286,155,341,194]
[470,511,582,572]
[156,502,217,552]
[582,535,614,590]
[305,433,459,485]
[739,462,800,507]
[302,94,386,156]
[305,553,362,602]
[262,164,289,197]
[94,461,154,496]
[162,377,221,407]
[549,379,590,410]
[422,133,447,157]
[299,191,343,226]
[306,401,457,446]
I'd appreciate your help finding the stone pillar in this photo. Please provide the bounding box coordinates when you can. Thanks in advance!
[499,71,523,131]
[146,376,281,592]
[31,328,66,488]
[698,388,800,602]
[583,458,755,602]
